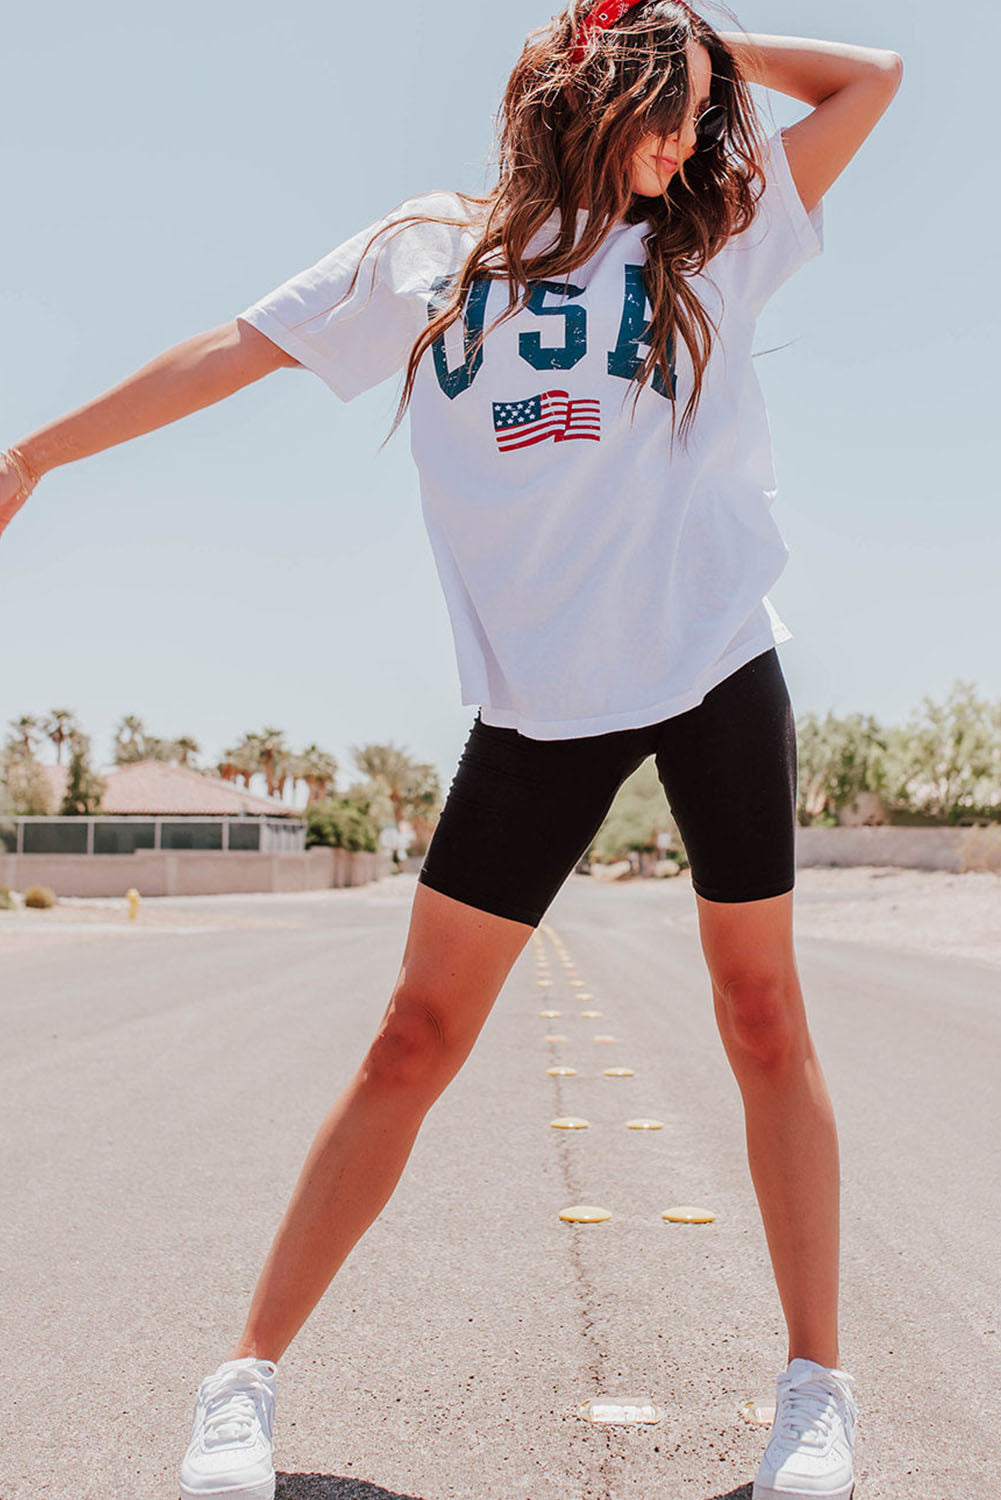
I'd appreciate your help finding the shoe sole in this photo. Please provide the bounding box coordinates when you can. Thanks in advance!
[179,1479,275,1500]
[753,1485,854,1500]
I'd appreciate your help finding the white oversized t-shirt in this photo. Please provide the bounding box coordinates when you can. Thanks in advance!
[236,126,823,739]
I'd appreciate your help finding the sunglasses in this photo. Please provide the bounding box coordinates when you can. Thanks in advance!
[643,100,727,151]
[693,103,727,149]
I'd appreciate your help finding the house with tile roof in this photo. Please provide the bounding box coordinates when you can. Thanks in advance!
[41,760,298,817]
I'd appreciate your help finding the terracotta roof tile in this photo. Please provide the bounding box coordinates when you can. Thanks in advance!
[40,760,297,817]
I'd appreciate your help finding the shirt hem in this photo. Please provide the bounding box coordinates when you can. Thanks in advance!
[770,127,824,263]
[235,308,361,402]
[472,623,793,740]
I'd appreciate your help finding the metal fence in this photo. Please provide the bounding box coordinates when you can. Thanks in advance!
[0,815,305,856]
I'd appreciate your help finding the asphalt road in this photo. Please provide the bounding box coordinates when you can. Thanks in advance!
[1,873,998,1500]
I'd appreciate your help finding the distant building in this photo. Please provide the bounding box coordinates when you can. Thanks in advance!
[1,761,400,898]
[42,760,297,818]
[6,760,302,858]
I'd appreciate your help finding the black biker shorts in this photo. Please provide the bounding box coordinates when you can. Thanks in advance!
[418,647,798,927]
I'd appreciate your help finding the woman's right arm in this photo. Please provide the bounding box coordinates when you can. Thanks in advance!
[0,318,300,539]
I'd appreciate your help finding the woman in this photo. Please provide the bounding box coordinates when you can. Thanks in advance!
[0,4,902,1497]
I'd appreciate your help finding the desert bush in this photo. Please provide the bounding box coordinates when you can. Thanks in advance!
[590,758,683,863]
[957,825,1001,875]
[887,683,1001,824]
[23,884,57,909]
[305,798,378,853]
[795,711,889,825]
[0,886,16,910]
[0,751,56,815]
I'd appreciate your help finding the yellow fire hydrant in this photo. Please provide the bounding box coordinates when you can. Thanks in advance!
[125,887,141,921]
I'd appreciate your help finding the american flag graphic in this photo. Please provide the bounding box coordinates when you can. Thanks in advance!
[492,390,601,452]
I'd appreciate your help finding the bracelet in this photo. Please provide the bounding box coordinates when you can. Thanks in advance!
[4,445,40,498]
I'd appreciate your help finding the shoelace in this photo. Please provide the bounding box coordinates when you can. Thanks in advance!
[774,1371,852,1449]
[199,1368,271,1447]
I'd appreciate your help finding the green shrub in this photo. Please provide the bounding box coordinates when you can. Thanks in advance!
[23,884,57,909]
[0,886,15,911]
[591,758,682,863]
[305,799,378,853]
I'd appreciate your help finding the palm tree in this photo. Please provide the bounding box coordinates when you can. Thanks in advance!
[283,752,312,805]
[218,733,264,790]
[172,736,200,767]
[256,727,291,801]
[350,743,442,838]
[45,709,80,766]
[351,743,412,827]
[7,714,43,757]
[113,714,148,765]
[298,744,339,804]
[144,737,177,762]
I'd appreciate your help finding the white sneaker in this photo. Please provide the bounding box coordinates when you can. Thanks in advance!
[179,1356,278,1500]
[752,1356,857,1500]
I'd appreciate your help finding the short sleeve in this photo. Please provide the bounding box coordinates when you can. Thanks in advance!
[717,126,824,315]
[235,191,469,403]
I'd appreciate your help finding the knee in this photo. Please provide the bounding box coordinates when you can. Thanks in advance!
[715,972,804,1069]
[364,990,455,1089]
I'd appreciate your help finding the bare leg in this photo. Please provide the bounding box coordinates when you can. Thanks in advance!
[225,883,534,1364]
[696,891,842,1370]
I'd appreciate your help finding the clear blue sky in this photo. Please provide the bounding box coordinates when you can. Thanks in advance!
[2,0,995,799]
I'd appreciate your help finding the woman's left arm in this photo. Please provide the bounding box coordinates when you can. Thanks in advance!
[718,33,904,214]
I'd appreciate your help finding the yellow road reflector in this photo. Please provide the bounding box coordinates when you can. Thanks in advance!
[559,1204,611,1222]
[625,1118,665,1130]
[603,1067,635,1077]
[536,978,554,987]
[569,979,586,987]
[740,1398,776,1427]
[592,1034,616,1043]
[580,1009,603,1018]
[550,1116,590,1129]
[543,1034,569,1042]
[579,1397,663,1425]
[539,1009,562,1017]
[547,1066,578,1076]
[662,1205,715,1223]
[577,991,595,1001]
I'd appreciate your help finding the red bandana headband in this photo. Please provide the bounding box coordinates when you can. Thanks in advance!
[568,0,698,65]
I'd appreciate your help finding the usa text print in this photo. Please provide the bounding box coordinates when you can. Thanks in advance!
[427,267,676,401]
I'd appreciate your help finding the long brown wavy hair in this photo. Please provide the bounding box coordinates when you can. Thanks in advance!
[343,1,771,451]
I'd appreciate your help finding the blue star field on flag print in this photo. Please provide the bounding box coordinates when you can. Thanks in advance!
[492,390,601,451]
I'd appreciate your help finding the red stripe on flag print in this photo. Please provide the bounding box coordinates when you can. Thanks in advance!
[492,390,601,451]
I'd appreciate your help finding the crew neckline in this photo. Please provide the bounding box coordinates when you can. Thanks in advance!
[529,204,650,254]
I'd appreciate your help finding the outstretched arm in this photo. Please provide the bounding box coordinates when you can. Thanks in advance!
[720,32,904,214]
[0,318,301,541]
